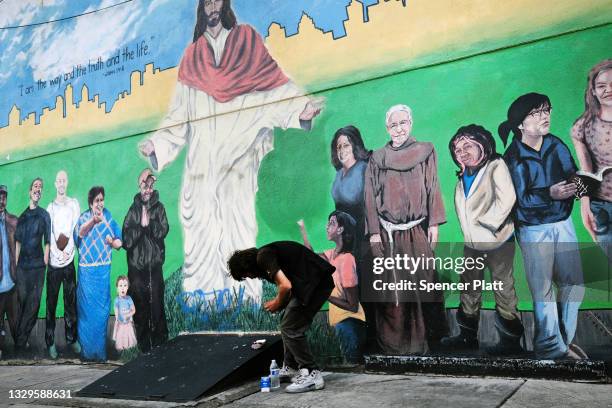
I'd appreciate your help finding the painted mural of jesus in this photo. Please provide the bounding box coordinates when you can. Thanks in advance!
[139,0,322,303]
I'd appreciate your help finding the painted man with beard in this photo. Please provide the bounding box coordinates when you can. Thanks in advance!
[139,0,322,304]
[122,169,169,352]
[364,104,449,355]
[15,178,50,352]
[0,185,18,359]
[45,170,81,359]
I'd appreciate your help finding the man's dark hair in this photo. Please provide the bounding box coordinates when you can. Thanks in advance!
[449,124,500,177]
[329,210,356,253]
[498,93,552,146]
[87,186,105,207]
[227,247,258,281]
[193,0,237,43]
[30,177,43,190]
[330,125,371,170]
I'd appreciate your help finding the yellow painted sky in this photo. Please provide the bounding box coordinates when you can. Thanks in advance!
[0,64,176,157]
[266,0,612,87]
[1,0,609,157]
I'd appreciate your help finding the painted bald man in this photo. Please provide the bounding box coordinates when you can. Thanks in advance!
[45,170,81,359]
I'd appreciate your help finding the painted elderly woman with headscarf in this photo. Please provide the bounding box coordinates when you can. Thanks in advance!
[441,124,524,356]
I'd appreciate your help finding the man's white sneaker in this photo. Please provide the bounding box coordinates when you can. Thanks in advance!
[285,369,324,393]
[278,365,299,383]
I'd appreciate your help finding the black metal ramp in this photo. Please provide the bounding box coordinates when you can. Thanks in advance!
[78,333,283,402]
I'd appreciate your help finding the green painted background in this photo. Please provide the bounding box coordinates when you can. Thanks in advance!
[0,24,610,317]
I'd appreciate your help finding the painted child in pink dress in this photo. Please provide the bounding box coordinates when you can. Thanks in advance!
[112,276,137,351]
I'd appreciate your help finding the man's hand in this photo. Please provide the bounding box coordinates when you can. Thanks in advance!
[141,206,149,228]
[105,235,114,245]
[299,99,323,121]
[92,211,103,224]
[370,233,384,258]
[139,140,155,157]
[580,197,597,241]
[550,181,577,200]
[264,299,282,313]
[428,225,439,250]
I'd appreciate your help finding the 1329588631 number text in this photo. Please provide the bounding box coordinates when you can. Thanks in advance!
[9,389,72,399]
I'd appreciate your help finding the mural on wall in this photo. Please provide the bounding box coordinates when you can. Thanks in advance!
[138,0,323,304]
[45,170,80,359]
[0,184,18,358]
[501,93,586,360]
[121,168,169,352]
[0,0,610,364]
[444,125,523,355]
[14,178,50,353]
[571,60,612,259]
[74,186,122,361]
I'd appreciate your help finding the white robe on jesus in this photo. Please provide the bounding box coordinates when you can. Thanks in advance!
[147,28,310,304]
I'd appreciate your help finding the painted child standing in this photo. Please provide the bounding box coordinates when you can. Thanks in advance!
[112,276,137,351]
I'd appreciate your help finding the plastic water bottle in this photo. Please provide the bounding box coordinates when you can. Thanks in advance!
[269,359,280,390]
[260,376,270,393]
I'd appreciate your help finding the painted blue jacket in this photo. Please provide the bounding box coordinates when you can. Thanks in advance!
[503,134,577,226]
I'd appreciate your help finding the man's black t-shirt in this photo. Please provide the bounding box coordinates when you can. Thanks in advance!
[256,241,334,306]
[15,206,50,269]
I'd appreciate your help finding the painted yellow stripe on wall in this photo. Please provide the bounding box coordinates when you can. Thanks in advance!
[1,0,609,157]
[266,0,612,87]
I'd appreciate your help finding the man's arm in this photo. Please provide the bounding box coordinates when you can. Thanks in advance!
[150,204,170,241]
[263,270,292,313]
[15,241,20,266]
[423,148,446,250]
[44,211,51,266]
[477,160,517,233]
[328,286,359,313]
[296,219,314,251]
[122,206,144,250]
[44,243,49,266]
[139,83,190,172]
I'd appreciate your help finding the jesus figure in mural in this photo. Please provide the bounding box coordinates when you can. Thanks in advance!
[139,0,322,303]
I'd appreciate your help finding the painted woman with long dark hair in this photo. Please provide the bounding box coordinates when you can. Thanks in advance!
[443,124,523,355]
[571,60,612,259]
[329,125,375,347]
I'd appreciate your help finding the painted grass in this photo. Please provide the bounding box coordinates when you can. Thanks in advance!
[162,267,343,366]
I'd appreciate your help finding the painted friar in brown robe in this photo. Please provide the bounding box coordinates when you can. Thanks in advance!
[364,136,449,354]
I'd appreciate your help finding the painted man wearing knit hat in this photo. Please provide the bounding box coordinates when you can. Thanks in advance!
[122,169,170,352]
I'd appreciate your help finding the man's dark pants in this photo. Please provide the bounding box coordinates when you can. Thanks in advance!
[45,262,78,347]
[280,282,333,370]
[15,266,45,348]
[0,287,19,351]
[128,264,168,352]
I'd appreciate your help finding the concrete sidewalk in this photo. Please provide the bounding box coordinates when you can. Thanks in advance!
[0,363,610,408]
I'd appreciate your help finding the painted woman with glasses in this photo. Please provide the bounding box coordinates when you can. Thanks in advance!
[500,93,586,360]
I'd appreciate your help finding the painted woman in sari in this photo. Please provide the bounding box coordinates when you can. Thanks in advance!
[74,186,122,361]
